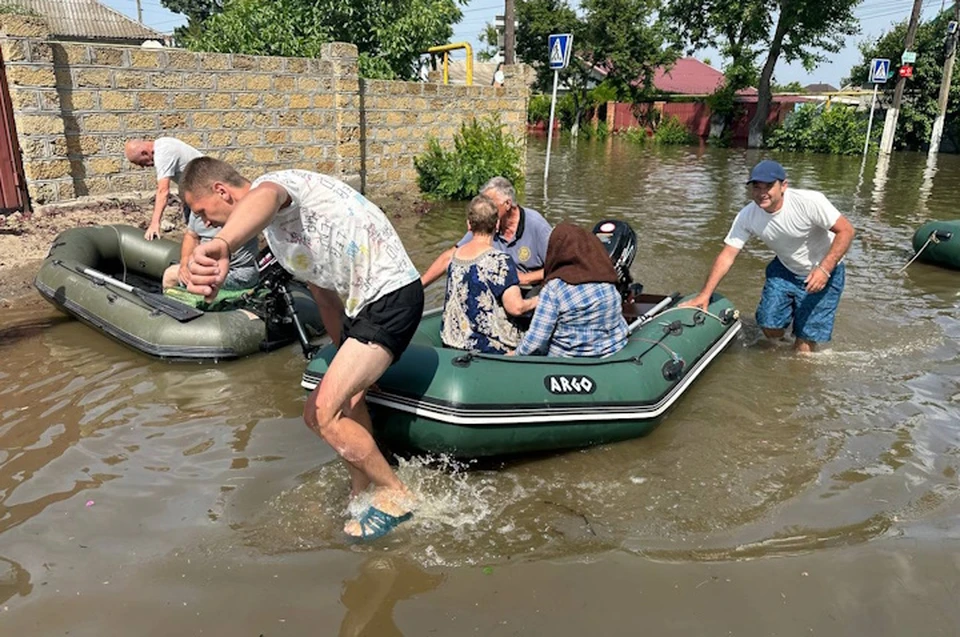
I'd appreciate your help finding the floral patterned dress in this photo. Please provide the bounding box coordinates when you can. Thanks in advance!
[441,249,522,354]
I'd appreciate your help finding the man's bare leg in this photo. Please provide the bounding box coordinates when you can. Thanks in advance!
[343,391,374,498]
[302,338,412,533]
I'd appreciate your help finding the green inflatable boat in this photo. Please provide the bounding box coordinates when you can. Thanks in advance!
[912,220,960,269]
[302,296,740,458]
[301,220,741,458]
[34,225,323,361]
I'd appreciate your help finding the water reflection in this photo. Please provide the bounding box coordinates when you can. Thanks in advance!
[339,555,444,637]
[0,556,32,605]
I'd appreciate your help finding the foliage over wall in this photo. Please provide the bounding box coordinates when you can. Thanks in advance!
[848,8,960,151]
[766,103,870,155]
[415,118,525,200]
[170,0,462,79]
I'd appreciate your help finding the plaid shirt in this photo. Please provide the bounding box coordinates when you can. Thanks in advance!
[516,280,628,357]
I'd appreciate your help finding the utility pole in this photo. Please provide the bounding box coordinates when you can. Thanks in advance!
[135,0,143,23]
[879,0,924,154]
[504,0,516,64]
[929,1,960,156]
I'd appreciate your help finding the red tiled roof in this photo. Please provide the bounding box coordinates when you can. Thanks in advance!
[653,58,726,94]
[592,57,755,95]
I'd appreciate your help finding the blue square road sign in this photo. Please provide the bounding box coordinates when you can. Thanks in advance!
[548,33,573,70]
[870,58,890,84]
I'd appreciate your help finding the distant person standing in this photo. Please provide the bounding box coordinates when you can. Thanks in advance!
[124,137,202,240]
[680,160,855,353]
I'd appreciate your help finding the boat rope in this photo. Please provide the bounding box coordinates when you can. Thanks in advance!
[111,225,129,283]
[630,337,681,361]
[652,306,736,326]
[897,231,940,273]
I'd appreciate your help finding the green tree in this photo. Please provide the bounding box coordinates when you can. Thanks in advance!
[582,0,677,102]
[772,80,806,92]
[515,0,592,133]
[161,0,221,22]
[175,0,463,79]
[666,0,861,147]
[766,103,870,154]
[516,0,674,135]
[665,2,767,136]
[748,1,861,147]
[160,0,222,42]
[477,22,500,62]
[847,9,960,151]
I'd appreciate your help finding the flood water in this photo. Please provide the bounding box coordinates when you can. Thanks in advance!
[2,138,960,635]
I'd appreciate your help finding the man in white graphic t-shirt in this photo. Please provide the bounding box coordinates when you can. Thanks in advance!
[681,160,855,353]
[180,157,423,541]
[124,137,202,240]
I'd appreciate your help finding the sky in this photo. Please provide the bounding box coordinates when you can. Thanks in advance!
[103,0,951,89]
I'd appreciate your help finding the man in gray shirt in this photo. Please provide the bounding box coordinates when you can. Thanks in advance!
[161,209,259,291]
[421,176,552,288]
[125,137,202,240]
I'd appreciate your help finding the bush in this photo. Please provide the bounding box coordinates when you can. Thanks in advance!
[556,93,579,129]
[622,126,649,145]
[528,94,551,125]
[527,93,580,128]
[653,115,696,145]
[414,117,525,200]
[707,129,734,147]
[766,103,871,155]
[581,120,609,141]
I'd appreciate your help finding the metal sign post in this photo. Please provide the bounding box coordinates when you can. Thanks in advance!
[863,58,889,158]
[543,33,572,193]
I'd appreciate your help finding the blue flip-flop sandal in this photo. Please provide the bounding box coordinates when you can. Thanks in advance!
[350,506,413,541]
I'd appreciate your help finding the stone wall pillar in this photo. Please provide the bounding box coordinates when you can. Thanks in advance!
[321,42,362,187]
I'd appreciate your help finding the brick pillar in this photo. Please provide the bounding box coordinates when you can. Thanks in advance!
[0,16,76,203]
[321,42,362,187]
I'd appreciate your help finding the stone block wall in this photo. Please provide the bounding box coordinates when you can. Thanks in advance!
[362,80,527,190]
[0,15,528,208]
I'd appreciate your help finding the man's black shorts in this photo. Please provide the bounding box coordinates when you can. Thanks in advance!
[341,279,424,361]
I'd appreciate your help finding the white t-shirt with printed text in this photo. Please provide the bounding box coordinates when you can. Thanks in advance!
[154,137,202,186]
[724,188,842,277]
[252,170,420,317]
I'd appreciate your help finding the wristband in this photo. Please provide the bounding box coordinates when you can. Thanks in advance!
[815,264,831,278]
[212,235,232,258]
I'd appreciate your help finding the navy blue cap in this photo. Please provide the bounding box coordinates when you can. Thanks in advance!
[747,160,787,184]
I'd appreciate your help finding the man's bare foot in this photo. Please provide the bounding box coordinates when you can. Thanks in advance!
[344,488,415,537]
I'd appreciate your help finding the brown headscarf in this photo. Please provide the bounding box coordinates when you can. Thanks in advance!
[543,222,619,285]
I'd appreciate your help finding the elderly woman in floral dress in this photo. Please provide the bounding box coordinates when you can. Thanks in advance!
[441,195,538,354]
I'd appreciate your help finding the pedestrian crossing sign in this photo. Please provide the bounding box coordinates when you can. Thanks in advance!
[548,33,573,70]
[870,58,890,84]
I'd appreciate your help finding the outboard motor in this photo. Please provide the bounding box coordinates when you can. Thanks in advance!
[256,251,318,358]
[592,219,643,301]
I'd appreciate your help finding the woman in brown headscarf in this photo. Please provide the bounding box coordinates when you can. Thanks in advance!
[514,222,627,357]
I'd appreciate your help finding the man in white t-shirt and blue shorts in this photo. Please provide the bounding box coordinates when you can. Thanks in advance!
[681,160,856,353]
[179,158,423,540]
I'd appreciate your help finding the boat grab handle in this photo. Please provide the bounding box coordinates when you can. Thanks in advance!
[627,294,677,335]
